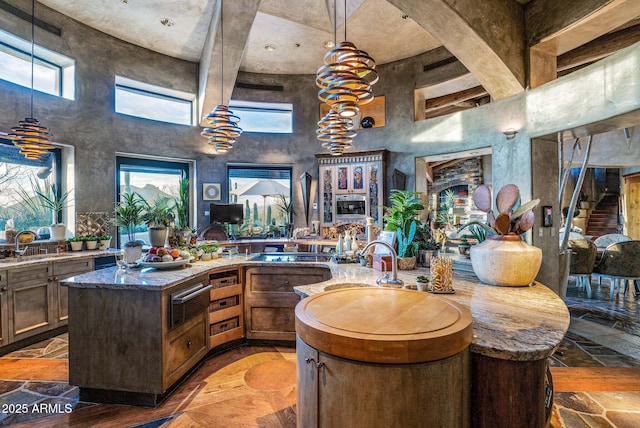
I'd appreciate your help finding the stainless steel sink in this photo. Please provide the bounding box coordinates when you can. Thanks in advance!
[249,253,333,263]
[323,283,372,291]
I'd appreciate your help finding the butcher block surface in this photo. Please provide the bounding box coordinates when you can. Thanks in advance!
[295,287,473,364]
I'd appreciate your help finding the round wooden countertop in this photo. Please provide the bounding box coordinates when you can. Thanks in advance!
[295,287,473,364]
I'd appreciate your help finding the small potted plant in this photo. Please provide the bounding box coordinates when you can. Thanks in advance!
[142,196,175,247]
[173,175,193,246]
[458,235,471,258]
[68,236,83,251]
[275,193,296,238]
[84,235,99,250]
[382,190,425,270]
[30,180,72,241]
[415,275,430,292]
[113,192,145,263]
[98,235,112,250]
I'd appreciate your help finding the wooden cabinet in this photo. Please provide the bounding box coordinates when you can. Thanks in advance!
[297,336,470,428]
[207,269,244,349]
[52,258,94,324]
[7,264,54,343]
[244,266,330,341]
[0,270,7,347]
[69,274,209,406]
[317,150,387,228]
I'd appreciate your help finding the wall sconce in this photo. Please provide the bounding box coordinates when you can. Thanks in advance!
[503,128,518,140]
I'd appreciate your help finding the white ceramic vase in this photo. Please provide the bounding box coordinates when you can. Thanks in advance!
[124,244,143,264]
[470,235,542,287]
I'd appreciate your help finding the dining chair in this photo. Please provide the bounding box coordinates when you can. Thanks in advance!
[593,233,632,248]
[568,239,597,298]
[593,240,640,299]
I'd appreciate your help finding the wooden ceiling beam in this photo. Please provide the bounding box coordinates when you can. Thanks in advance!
[431,157,472,172]
[426,85,488,111]
[557,24,640,72]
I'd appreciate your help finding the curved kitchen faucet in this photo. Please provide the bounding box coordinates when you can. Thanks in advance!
[360,240,404,288]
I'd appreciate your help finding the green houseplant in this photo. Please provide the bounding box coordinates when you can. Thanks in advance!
[98,234,112,250]
[18,180,72,241]
[173,175,192,245]
[275,193,296,238]
[142,196,175,247]
[68,236,83,251]
[383,190,425,270]
[83,235,99,250]
[113,192,145,263]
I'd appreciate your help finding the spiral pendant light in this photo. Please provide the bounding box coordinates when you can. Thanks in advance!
[8,0,55,160]
[201,0,242,153]
[315,0,378,155]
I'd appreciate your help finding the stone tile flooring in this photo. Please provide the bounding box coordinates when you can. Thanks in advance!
[1,279,640,427]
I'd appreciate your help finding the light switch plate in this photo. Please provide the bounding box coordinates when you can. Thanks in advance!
[538,227,544,237]
[313,203,318,210]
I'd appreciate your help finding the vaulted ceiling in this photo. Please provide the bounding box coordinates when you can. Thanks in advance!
[32,0,640,124]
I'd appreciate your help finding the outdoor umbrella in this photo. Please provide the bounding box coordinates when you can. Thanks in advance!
[231,179,291,227]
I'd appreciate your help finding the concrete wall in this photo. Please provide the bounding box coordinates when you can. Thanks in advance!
[1,3,640,295]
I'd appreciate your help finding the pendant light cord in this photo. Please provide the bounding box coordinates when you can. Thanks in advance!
[343,0,347,41]
[220,0,224,104]
[30,0,35,118]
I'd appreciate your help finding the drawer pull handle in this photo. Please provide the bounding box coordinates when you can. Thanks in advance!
[284,280,290,285]
[187,341,192,348]
[0,287,7,292]
[220,301,227,306]
[284,315,290,323]
[172,283,212,304]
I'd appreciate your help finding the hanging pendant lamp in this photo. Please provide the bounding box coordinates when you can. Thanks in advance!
[8,0,55,160]
[315,0,378,155]
[201,0,242,153]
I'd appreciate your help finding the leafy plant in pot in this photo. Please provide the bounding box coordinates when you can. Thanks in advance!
[173,175,193,245]
[382,190,425,270]
[275,193,296,238]
[20,180,72,241]
[83,235,99,250]
[68,236,83,251]
[457,184,541,287]
[113,192,145,263]
[142,196,175,247]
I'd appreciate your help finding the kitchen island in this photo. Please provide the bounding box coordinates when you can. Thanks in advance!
[61,255,569,426]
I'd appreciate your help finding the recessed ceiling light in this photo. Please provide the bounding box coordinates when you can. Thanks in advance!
[323,40,335,48]
[264,44,276,51]
[120,0,128,3]
[160,18,175,27]
[469,151,478,155]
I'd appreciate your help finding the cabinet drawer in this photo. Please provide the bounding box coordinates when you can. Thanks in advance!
[209,275,238,289]
[53,259,94,279]
[209,295,239,313]
[8,265,50,287]
[166,315,207,378]
[247,270,325,293]
[210,316,240,336]
[249,307,295,333]
[0,270,7,288]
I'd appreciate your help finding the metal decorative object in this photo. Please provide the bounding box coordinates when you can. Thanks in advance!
[300,171,312,226]
[315,0,378,156]
[201,0,242,153]
[8,1,55,160]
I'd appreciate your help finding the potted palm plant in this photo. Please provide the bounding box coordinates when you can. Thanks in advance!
[142,196,175,247]
[25,180,72,241]
[113,192,145,263]
[173,175,192,246]
[275,193,296,238]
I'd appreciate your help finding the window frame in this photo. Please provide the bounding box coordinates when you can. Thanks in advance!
[228,100,293,134]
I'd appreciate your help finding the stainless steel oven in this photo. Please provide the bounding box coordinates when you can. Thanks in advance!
[170,282,212,329]
[336,193,367,220]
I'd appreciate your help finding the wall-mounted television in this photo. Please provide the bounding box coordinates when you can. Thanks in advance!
[210,203,243,224]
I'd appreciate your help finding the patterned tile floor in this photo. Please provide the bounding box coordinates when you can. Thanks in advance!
[1,279,640,427]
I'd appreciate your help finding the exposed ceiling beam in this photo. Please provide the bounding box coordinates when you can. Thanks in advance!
[528,0,640,88]
[425,85,488,111]
[557,23,640,72]
[388,0,526,100]
[198,0,260,125]
[431,157,472,172]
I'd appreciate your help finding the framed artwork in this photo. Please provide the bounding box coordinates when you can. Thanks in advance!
[353,165,364,190]
[203,183,221,201]
[543,206,553,227]
[337,166,348,190]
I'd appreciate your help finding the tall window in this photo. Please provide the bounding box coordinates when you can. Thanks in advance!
[0,139,63,241]
[229,101,293,134]
[0,30,75,99]
[115,76,194,126]
[116,156,190,247]
[227,165,292,236]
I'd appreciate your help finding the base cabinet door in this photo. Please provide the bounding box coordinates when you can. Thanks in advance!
[52,258,94,325]
[7,265,54,342]
[245,267,330,341]
[297,337,470,428]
